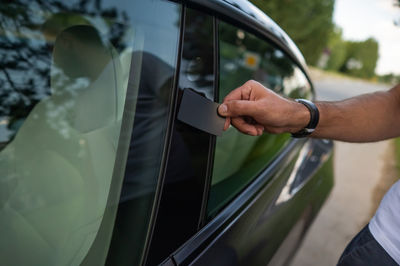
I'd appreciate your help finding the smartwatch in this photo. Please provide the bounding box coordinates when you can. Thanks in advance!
[291,99,319,138]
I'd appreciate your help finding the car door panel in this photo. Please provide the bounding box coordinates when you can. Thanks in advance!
[186,139,333,266]
[169,14,334,264]
[146,3,334,266]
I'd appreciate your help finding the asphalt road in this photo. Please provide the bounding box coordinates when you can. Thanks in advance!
[290,70,392,266]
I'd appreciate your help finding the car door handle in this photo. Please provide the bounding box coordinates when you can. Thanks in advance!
[177,88,225,136]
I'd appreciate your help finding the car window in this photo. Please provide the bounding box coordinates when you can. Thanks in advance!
[0,0,181,265]
[207,21,312,218]
[146,8,215,266]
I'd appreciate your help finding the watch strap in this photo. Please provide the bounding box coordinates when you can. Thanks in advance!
[291,99,319,138]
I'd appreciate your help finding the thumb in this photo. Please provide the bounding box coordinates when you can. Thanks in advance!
[218,100,256,117]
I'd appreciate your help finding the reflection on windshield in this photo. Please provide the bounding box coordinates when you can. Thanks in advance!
[0,0,181,265]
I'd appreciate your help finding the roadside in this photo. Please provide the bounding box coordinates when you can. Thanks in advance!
[290,68,394,266]
[370,141,399,218]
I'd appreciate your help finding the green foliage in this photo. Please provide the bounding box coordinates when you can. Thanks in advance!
[325,27,347,71]
[339,38,379,78]
[378,73,400,84]
[250,0,335,65]
[250,0,380,78]
[324,26,379,78]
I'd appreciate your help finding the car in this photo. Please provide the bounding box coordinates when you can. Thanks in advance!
[0,0,334,265]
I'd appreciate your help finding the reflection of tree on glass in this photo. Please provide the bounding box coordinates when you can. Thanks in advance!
[219,22,295,95]
[0,0,128,144]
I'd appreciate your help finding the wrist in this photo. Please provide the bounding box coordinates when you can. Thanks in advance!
[288,100,310,133]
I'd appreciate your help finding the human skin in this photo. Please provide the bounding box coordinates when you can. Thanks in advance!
[217,80,400,142]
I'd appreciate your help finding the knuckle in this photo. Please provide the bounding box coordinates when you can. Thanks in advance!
[246,79,255,85]
[246,79,260,87]
[244,80,255,89]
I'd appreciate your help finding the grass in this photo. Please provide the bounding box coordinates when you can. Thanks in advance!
[308,66,390,85]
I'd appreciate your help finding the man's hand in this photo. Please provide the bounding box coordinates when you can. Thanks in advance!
[217,80,310,136]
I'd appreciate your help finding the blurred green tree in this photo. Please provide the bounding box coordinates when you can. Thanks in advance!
[378,73,400,84]
[325,26,347,71]
[250,0,335,65]
[340,38,379,79]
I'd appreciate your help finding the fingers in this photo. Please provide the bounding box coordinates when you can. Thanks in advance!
[218,104,230,131]
[222,116,264,135]
[218,100,257,118]
[231,117,264,136]
[223,117,231,131]
[223,84,251,102]
[254,124,264,135]
[218,80,269,135]
[224,80,259,101]
[256,125,264,135]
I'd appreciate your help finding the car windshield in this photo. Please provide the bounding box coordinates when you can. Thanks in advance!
[0,0,180,265]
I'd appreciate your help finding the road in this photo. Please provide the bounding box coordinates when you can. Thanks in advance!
[290,70,392,266]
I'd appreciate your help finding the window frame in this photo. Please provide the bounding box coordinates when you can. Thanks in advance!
[141,4,218,265]
[197,14,220,229]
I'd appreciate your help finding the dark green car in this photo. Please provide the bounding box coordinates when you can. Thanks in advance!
[0,0,334,265]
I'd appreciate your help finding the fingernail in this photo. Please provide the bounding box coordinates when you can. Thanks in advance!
[218,104,227,115]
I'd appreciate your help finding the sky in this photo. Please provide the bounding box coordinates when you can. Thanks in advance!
[333,0,400,75]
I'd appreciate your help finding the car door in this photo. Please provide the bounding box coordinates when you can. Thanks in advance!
[154,5,334,266]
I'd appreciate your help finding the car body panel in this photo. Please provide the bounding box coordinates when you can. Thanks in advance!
[171,137,333,265]
[144,2,335,265]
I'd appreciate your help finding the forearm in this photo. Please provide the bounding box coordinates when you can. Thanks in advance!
[218,81,400,141]
[310,85,400,142]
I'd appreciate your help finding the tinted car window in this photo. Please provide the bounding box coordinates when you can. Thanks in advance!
[207,21,312,218]
[146,8,215,266]
[0,0,180,265]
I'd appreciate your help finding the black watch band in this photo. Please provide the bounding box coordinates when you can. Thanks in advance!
[291,99,319,138]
